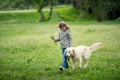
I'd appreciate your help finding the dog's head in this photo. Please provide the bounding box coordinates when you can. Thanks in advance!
[66,47,75,61]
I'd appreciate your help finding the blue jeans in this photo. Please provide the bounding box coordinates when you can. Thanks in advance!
[62,48,69,68]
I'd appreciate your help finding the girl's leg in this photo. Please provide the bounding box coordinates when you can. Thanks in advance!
[62,48,69,68]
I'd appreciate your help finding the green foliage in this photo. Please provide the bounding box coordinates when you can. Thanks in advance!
[0,0,71,10]
[0,0,36,10]
[54,6,95,21]
[88,0,120,21]
[73,0,120,21]
[54,0,71,5]
[34,0,49,8]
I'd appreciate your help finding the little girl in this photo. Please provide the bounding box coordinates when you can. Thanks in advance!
[52,21,72,70]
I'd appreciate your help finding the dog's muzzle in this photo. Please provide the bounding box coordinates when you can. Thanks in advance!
[66,54,72,61]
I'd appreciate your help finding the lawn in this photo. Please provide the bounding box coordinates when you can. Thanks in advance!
[0,9,120,80]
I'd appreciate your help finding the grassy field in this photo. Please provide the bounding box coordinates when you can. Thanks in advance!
[0,7,120,80]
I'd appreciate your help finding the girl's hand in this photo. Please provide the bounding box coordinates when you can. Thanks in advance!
[51,36,55,40]
[50,35,56,42]
[50,36,54,40]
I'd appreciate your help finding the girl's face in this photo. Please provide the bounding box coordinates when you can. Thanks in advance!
[59,26,66,31]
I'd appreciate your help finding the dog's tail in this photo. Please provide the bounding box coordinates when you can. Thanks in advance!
[89,42,103,52]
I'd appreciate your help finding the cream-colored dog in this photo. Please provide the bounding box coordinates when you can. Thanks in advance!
[66,42,103,69]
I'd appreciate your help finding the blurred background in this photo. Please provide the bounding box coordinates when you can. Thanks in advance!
[0,0,120,21]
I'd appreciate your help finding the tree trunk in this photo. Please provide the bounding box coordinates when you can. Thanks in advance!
[47,0,53,20]
[72,0,77,8]
[72,0,80,9]
[38,8,45,21]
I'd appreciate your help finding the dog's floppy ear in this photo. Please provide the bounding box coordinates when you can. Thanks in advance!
[72,49,75,55]
[73,49,75,53]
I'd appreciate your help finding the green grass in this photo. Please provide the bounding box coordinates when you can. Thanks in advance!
[0,6,120,80]
[0,21,120,80]
[0,11,40,23]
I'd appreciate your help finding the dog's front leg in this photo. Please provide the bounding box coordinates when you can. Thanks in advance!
[83,59,88,68]
[79,58,82,68]
[72,60,75,69]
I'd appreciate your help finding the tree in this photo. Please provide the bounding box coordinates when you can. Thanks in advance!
[48,0,53,20]
[72,0,120,21]
[25,0,35,9]
[34,0,53,21]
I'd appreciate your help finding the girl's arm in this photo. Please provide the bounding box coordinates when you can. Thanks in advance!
[50,36,60,42]
[54,33,60,42]
[51,32,60,42]
[54,38,60,42]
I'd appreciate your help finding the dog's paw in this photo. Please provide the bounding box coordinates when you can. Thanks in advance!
[79,65,82,68]
[83,64,88,68]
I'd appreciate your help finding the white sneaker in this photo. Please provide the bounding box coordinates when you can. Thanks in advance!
[59,66,65,71]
